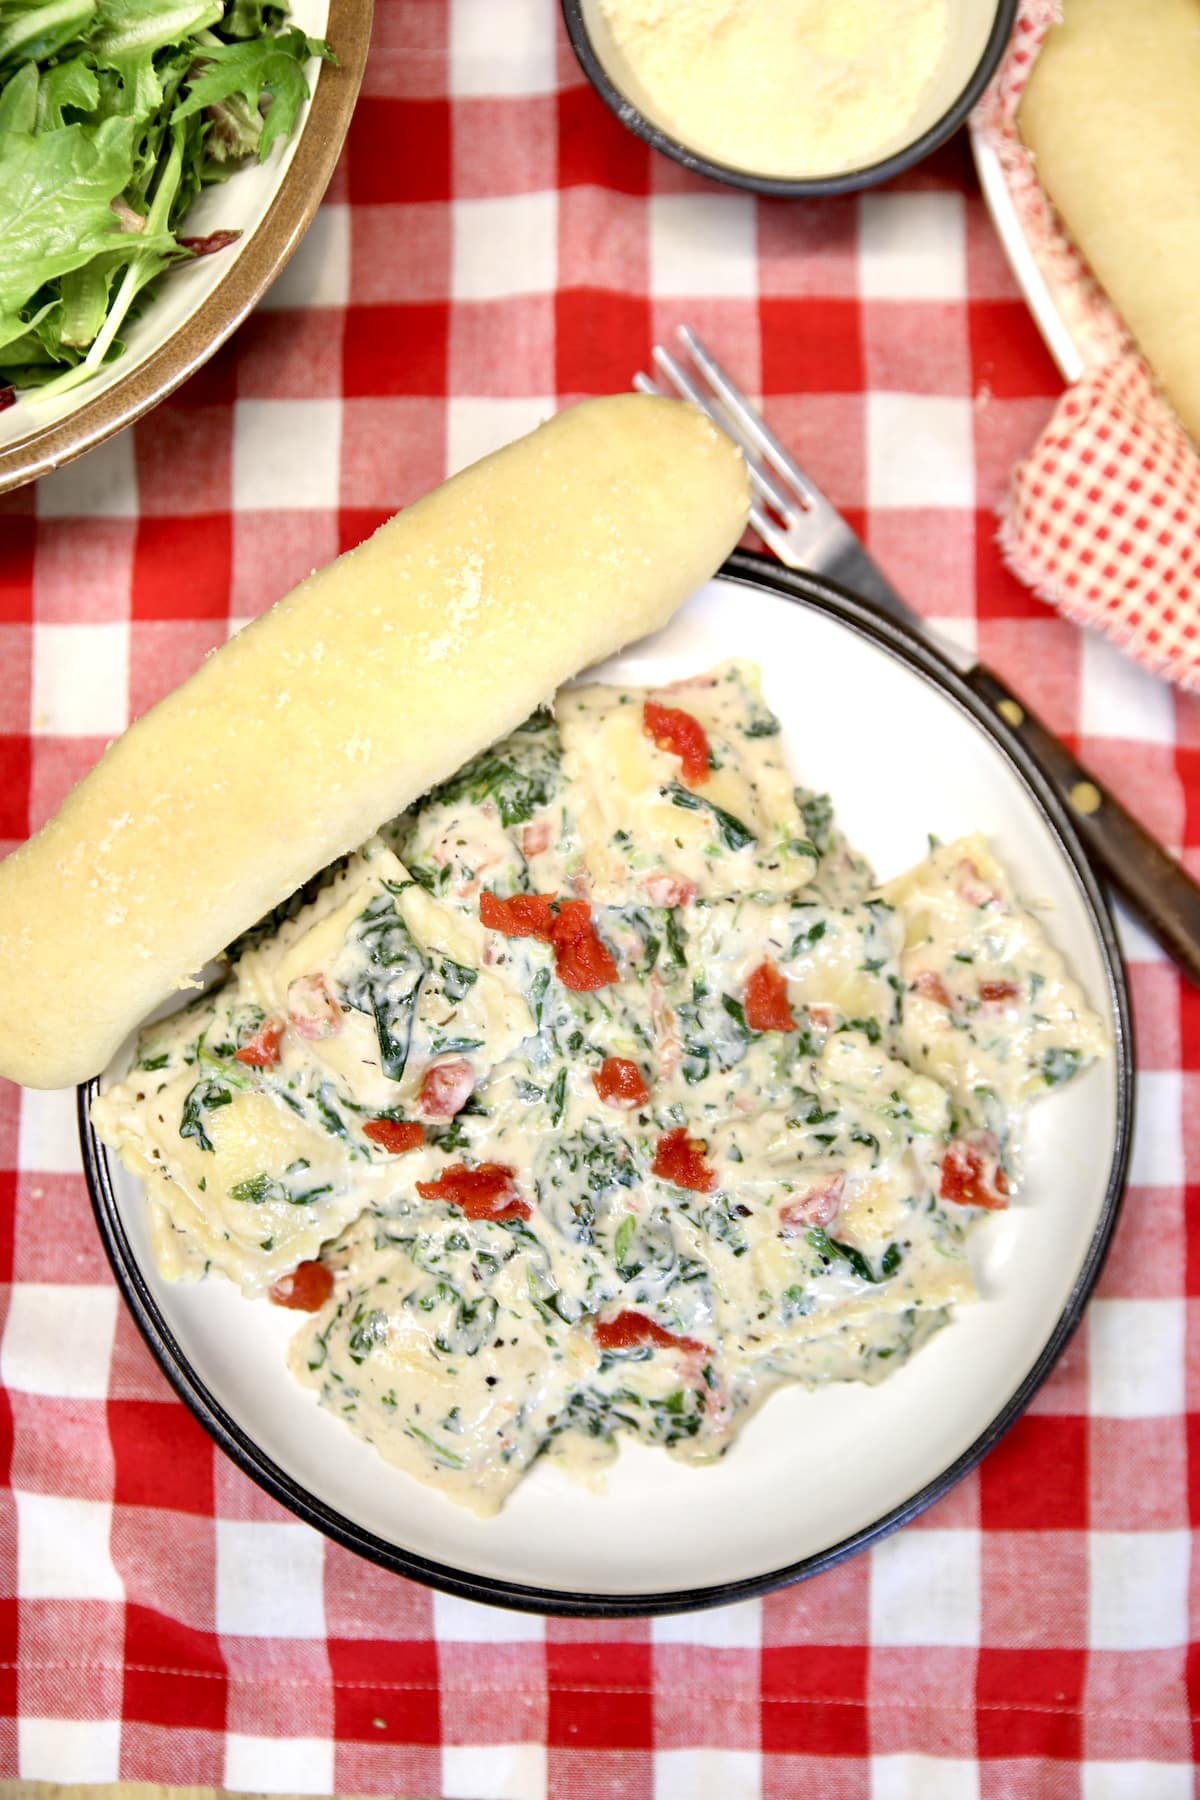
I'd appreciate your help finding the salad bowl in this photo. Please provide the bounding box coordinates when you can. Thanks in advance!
[0,0,371,495]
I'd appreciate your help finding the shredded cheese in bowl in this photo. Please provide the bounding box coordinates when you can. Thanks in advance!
[594,0,951,179]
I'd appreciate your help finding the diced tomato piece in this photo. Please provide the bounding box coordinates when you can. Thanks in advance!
[593,1310,704,1354]
[643,699,710,786]
[416,1162,531,1222]
[955,858,1001,907]
[914,970,953,1008]
[652,1126,717,1194]
[592,1057,650,1109]
[639,872,697,909]
[418,1058,474,1120]
[940,1136,1009,1210]
[287,973,342,1039]
[807,1003,835,1031]
[779,1173,845,1232]
[520,818,554,858]
[550,898,618,991]
[979,979,1020,1003]
[269,1260,333,1311]
[235,1017,285,1068]
[479,890,556,940]
[363,1118,424,1154]
[744,960,796,1032]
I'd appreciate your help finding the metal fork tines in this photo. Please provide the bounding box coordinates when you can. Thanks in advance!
[635,322,936,647]
[635,323,855,576]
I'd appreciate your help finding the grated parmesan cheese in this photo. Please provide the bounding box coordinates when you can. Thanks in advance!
[597,0,950,178]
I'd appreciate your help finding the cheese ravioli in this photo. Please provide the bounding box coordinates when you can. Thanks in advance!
[93,663,1109,1513]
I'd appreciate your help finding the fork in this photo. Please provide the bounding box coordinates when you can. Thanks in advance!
[637,324,1200,985]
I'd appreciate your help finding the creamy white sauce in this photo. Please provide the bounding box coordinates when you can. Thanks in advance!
[93,660,1109,1516]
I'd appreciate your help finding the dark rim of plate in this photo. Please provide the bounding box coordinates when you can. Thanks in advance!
[78,550,1134,1618]
[559,0,1019,197]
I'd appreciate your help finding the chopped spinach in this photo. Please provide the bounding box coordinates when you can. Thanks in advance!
[313,1083,352,1141]
[789,916,827,956]
[179,1077,234,1154]
[798,790,835,857]
[406,1424,467,1469]
[838,1016,882,1045]
[529,966,551,1029]
[229,1173,277,1205]
[439,958,477,1004]
[807,1226,879,1284]
[664,908,688,969]
[665,783,756,852]
[448,1292,500,1356]
[230,1168,332,1207]
[675,983,751,1085]
[1041,1046,1083,1088]
[347,1306,389,1364]
[339,892,428,1082]
[700,1195,749,1257]
[721,993,751,1038]
[425,1115,472,1153]
[419,716,561,828]
[536,1124,638,1247]
[782,1282,813,1323]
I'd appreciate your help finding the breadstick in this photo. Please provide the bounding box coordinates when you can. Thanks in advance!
[0,395,748,1087]
[1020,0,1200,446]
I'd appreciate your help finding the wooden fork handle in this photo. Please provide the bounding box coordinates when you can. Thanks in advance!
[965,663,1200,984]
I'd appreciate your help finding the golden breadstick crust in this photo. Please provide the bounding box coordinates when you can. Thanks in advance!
[1019,0,1200,447]
[0,395,748,1088]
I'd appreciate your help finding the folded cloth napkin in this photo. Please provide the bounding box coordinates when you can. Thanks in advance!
[974,0,1200,690]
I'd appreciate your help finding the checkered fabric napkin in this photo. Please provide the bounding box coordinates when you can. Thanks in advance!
[976,0,1200,690]
[1002,359,1200,687]
[0,2,1197,1794]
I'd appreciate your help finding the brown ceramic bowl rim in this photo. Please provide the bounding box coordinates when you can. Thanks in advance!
[560,0,1017,197]
[0,0,373,497]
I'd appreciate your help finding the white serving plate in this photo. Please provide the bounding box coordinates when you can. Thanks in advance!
[81,558,1132,1615]
[969,124,1086,383]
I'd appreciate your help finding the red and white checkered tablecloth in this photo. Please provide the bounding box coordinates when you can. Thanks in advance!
[0,2,1196,1793]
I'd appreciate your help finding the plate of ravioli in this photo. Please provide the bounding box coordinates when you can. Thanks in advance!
[80,552,1131,1615]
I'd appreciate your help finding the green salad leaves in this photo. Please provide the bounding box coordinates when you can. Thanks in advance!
[0,0,332,404]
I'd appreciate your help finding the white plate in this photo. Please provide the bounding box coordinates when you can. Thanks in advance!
[969,124,1086,383]
[81,558,1132,1616]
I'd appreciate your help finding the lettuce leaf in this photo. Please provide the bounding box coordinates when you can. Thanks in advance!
[0,118,140,311]
[173,27,333,160]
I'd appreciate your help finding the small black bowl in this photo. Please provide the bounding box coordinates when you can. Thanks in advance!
[560,0,1018,198]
